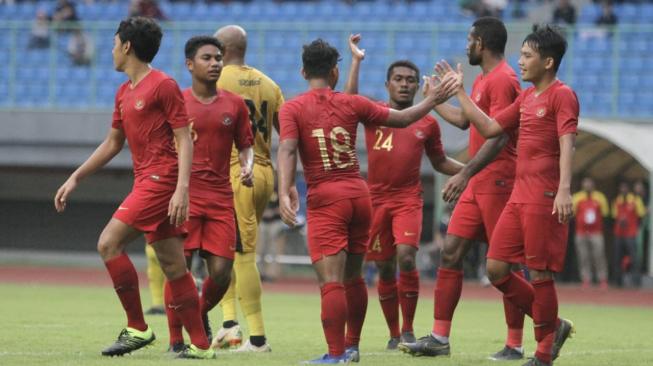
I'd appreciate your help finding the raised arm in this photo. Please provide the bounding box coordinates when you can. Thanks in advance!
[434,103,470,130]
[441,133,509,203]
[344,33,365,95]
[436,61,507,138]
[553,133,575,224]
[277,139,300,227]
[54,127,125,212]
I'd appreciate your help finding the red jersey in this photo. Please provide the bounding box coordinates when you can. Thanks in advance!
[495,80,579,205]
[612,193,646,237]
[183,88,253,197]
[279,88,389,208]
[468,60,520,193]
[365,102,444,200]
[112,69,189,180]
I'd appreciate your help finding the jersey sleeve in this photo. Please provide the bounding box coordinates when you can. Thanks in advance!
[156,79,189,130]
[279,102,299,141]
[553,87,579,137]
[275,85,285,113]
[424,118,445,159]
[111,87,123,130]
[234,98,254,150]
[494,93,523,131]
[350,95,390,126]
[635,197,647,217]
[488,76,519,116]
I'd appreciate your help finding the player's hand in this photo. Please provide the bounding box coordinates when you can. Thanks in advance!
[54,177,78,213]
[442,173,468,203]
[552,188,573,224]
[168,186,189,226]
[279,186,300,227]
[240,165,253,187]
[349,34,365,61]
[434,60,464,95]
[423,72,460,105]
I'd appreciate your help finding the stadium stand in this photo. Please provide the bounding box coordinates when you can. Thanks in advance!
[0,1,652,118]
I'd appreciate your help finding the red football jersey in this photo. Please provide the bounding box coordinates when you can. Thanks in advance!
[365,102,444,200]
[112,69,189,180]
[468,60,521,193]
[279,88,389,208]
[183,88,253,197]
[495,80,579,205]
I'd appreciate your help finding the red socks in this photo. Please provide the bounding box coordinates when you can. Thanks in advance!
[321,282,347,356]
[200,277,228,315]
[104,253,147,331]
[492,271,534,318]
[532,279,558,364]
[164,281,184,345]
[344,277,367,348]
[167,273,209,349]
[432,268,463,337]
[377,278,400,338]
[398,270,419,333]
[504,270,526,348]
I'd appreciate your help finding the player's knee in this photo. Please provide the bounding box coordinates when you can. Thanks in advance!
[376,262,395,281]
[486,260,509,283]
[440,247,463,269]
[97,236,121,260]
[397,253,416,272]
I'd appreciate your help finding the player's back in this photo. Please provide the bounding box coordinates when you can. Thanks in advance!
[279,88,389,208]
[113,69,188,180]
[218,65,284,166]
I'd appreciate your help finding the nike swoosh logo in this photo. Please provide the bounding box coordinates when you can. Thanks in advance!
[526,255,536,259]
[167,304,181,311]
[118,206,129,210]
[404,232,416,236]
[379,294,396,301]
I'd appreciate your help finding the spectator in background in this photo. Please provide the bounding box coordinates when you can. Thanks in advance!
[612,182,646,287]
[67,28,94,66]
[633,180,649,283]
[129,0,167,20]
[596,1,618,26]
[572,177,609,290]
[52,0,79,31]
[28,9,50,49]
[553,0,576,25]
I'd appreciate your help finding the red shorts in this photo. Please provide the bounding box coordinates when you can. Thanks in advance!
[487,203,569,272]
[447,185,510,243]
[366,198,423,261]
[113,176,186,244]
[184,193,236,259]
[306,195,372,263]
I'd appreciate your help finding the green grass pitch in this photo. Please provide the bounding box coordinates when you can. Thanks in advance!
[1,283,651,365]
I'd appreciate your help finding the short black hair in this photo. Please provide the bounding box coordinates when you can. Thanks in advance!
[523,24,568,72]
[302,39,340,79]
[185,36,224,59]
[471,16,508,55]
[386,60,420,81]
[115,17,162,63]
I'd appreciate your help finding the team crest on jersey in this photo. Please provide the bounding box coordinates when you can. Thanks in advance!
[475,92,482,102]
[134,98,145,111]
[536,107,546,117]
[222,114,234,126]
[414,130,425,139]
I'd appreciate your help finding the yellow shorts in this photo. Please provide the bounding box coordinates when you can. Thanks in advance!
[230,163,274,253]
